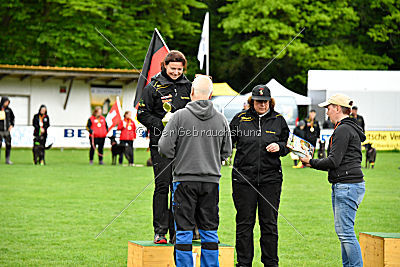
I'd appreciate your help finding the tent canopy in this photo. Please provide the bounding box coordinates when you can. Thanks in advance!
[212,82,238,96]
[266,79,311,105]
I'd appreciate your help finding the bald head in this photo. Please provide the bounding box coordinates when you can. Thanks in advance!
[191,75,213,101]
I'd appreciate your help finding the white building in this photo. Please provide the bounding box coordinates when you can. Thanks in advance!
[0,64,143,148]
[308,70,400,131]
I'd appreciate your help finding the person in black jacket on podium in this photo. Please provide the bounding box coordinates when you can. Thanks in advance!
[137,50,192,244]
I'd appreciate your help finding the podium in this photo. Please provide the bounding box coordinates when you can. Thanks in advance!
[360,232,400,267]
[127,240,234,267]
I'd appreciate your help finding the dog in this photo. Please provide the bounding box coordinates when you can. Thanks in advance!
[318,140,326,159]
[363,143,376,169]
[109,136,133,165]
[32,136,52,165]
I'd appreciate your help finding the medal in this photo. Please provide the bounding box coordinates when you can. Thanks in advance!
[310,127,314,133]
[128,125,132,130]
[97,122,101,127]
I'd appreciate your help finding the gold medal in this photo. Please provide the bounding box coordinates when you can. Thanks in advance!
[128,125,132,130]
[310,127,314,132]
[97,122,101,127]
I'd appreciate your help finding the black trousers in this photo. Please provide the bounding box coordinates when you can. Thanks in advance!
[0,131,11,159]
[89,137,105,161]
[150,146,174,237]
[119,140,134,164]
[233,181,282,266]
[172,181,219,266]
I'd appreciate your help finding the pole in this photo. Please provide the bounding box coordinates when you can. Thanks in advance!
[206,12,210,76]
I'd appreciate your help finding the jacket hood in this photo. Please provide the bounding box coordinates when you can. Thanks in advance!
[186,100,216,121]
[151,72,191,85]
[340,117,366,142]
[0,96,10,108]
[38,104,47,115]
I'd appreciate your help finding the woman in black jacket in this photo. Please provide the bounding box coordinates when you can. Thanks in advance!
[33,105,50,144]
[230,85,290,267]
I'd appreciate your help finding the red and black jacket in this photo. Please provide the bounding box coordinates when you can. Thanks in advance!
[86,115,108,138]
[118,118,136,141]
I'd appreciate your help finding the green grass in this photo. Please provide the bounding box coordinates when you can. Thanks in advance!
[0,148,399,266]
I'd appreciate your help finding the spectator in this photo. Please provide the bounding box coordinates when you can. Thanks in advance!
[117,111,136,166]
[242,96,250,111]
[0,96,15,164]
[350,106,365,132]
[304,109,321,149]
[159,75,232,266]
[323,116,335,129]
[86,106,108,165]
[230,85,290,266]
[33,105,50,162]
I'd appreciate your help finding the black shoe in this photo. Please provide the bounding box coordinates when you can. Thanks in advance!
[154,234,167,244]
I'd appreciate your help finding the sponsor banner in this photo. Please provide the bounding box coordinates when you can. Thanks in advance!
[364,131,400,150]
[317,129,400,150]
[10,126,149,148]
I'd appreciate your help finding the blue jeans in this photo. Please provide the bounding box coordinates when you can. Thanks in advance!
[332,182,365,267]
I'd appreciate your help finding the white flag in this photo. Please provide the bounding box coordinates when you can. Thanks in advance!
[197,12,209,71]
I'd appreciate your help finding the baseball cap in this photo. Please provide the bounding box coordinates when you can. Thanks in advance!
[318,94,353,108]
[251,85,271,101]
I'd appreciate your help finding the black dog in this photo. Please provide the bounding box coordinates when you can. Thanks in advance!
[32,136,52,165]
[109,136,132,165]
[318,140,326,159]
[364,143,376,169]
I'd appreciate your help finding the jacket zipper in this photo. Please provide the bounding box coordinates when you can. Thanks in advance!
[257,117,262,186]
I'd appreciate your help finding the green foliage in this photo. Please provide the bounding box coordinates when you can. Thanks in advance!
[218,0,399,93]
[0,0,399,94]
[0,0,206,68]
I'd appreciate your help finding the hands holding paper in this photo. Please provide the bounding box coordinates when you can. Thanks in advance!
[300,155,312,167]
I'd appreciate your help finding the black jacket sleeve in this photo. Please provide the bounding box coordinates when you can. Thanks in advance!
[33,114,39,132]
[9,109,15,127]
[310,125,350,170]
[137,84,163,131]
[277,116,290,156]
[229,114,240,149]
[86,118,93,134]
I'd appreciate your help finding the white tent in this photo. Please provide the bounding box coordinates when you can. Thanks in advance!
[266,79,311,105]
[307,70,400,131]
[244,79,311,105]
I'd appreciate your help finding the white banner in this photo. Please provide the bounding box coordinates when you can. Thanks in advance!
[10,125,149,148]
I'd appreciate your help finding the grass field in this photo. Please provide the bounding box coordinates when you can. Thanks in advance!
[0,148,399,266]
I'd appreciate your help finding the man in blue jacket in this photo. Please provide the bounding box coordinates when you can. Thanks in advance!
[301,94,366,267]
[159,75,232,266]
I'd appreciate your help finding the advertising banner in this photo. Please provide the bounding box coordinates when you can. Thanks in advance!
[10,125,149,148]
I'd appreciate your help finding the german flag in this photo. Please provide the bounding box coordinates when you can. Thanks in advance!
[134,28,169,108]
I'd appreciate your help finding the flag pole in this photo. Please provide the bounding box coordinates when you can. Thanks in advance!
[206,13,209,76]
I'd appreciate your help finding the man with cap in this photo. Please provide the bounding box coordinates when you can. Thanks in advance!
[350,106,365,132]
[230,85,289,266]
[0,96,15,164]
[300,94,366,267]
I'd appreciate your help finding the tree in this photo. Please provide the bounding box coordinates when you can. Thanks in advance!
[218,0,398,94]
